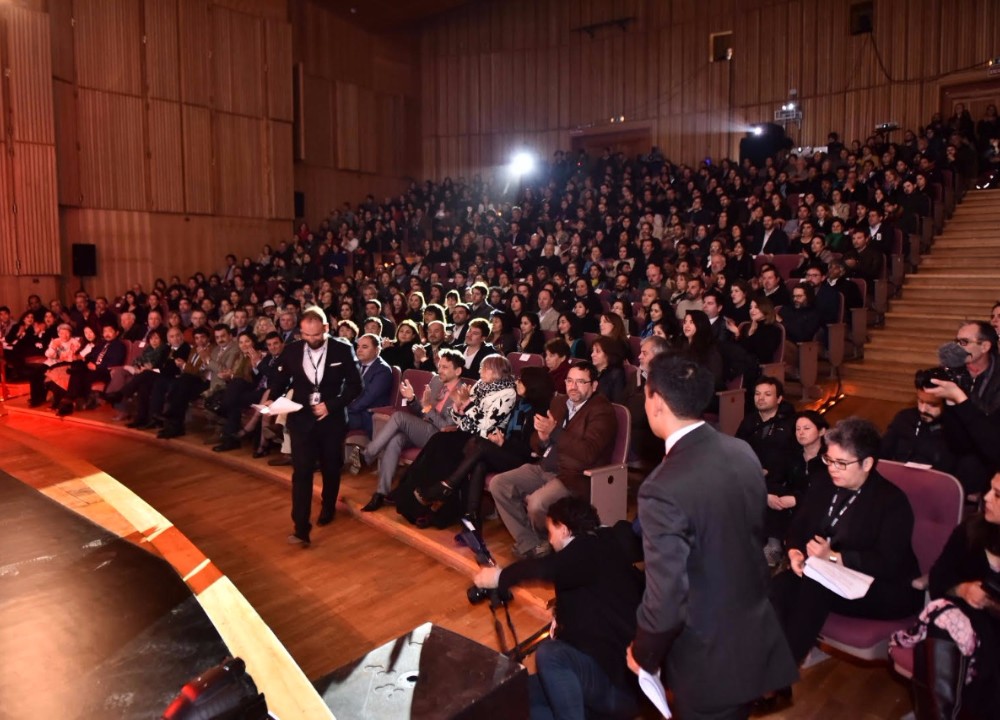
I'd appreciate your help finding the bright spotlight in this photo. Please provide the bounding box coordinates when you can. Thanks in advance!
[751,125,764,136]
[509,151,536,177]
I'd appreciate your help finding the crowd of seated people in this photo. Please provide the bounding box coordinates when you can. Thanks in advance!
[2,105,998,716]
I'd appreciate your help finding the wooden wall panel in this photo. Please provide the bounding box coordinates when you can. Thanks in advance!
[0,148,15,275]
[335,82,360,171]
[147,100,185,212]
[13,143,60,274]
[52,80,80,207]
[179,0,212,106]
[77,90,146,210]
[8,7,55,144]
[214,113,266,217]
[73,0,142,94]
[421,0,999,170]
[229,9,265,117]
[48,0,75,82]
[145,0,182,101]
[212,5,235,112]
[267,120,294,219]
[266,20,294,121]
[182,105,213,214]
[302,75,334,167]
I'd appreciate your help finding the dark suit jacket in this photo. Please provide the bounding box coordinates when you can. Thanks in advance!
[273,336,363,432]
[456,342,496,379]
[632,424,798,708]
[532,393,617,496]
[349,356,393,414]
[753,228,790,256]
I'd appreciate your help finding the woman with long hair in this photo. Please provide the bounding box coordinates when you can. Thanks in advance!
[489,310,517,355]
[679,310,723,388]
[557,313,587,359]
[727,297,783,365]
[381,319,421,371]
[517,312,546,355]
[590,335,627,404]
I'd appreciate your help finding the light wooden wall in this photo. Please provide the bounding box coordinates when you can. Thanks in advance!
[291,0,421,224]
[420,0,1000,178]
[0,0,298,304]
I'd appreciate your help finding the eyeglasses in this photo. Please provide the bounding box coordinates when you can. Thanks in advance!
[954,337,981,347]
[565,378,595,386]
[821,455,862,471]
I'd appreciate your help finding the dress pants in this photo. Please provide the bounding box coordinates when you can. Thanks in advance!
[163,374,208,430]
[289,417,346,538]
[66,364,111,400]
[529,639,637,720]
[220,378,263,437]
[443,436,526,515]
[118,370,157,421]
[489,464,569,556]
[770,569,923,664]
[347,408,373,437]
[362,412,439,495]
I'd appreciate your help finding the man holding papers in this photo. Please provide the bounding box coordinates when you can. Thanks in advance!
[270,307,363,546]
[627,354,797,720]
[770,417,924,668]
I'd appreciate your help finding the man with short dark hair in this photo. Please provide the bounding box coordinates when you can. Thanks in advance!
[347,333,393,438]
[881,376,956,474]
[489,361,617,559]
[736,376,797,486]
[626,354,797,720]
[449,303,470,345]
[758,266,792,307]
[468,282,494,320]
[59,324,126,416]
[456,317,495,379]
[354,348,466,512]
[844,229,884,292]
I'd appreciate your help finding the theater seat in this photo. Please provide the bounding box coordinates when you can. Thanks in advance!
[818,461,963,662]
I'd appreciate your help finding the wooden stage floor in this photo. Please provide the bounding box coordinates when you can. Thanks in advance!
[0,393,917,719]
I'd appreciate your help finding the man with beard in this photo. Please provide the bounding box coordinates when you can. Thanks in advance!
[270,307,363,546]
[881,375,957,475]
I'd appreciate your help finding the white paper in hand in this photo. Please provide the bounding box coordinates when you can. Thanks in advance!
[803,556,874,600]
[638,668,672,718]
[252,397,303,415]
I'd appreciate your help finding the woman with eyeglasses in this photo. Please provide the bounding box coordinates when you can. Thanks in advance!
[769,417,923,673]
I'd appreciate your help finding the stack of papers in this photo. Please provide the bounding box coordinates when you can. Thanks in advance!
[804,556,874,600]
[638,668,672,718]
[251,397,303,415]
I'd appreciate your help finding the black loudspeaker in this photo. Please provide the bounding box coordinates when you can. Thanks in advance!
[294,191,305,219]
[71,243,98,277]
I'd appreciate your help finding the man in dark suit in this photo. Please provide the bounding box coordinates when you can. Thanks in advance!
[347,333,393,438]
[271,307,363,546]
[751,214,789,256]
[455,318,495,379]
[844,229,885,294]
[627,354,798,720]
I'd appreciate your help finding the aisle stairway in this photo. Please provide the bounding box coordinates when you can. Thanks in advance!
[842,188,1000,402]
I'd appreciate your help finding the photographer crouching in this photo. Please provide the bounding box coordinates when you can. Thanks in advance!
[922,322,1000,502]
[472,496,644,720]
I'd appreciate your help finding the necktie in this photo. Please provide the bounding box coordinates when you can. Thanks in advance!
[95,343,109,366]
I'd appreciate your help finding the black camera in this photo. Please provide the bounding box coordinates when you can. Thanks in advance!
[914,343,974,393]
[467,585,513,605]
[915,366,962,390]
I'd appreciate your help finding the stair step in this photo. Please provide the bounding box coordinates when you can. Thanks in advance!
[919,260,1000,269]
[862,348,934,364]
[899,287,997,300]
[905,274,1000,286]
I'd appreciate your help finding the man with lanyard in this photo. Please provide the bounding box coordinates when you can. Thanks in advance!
[270,307,363,546]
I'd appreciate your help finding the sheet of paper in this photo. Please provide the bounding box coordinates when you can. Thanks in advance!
[638,668,672,719]
[804,556,874,600]
[251,397,303,415]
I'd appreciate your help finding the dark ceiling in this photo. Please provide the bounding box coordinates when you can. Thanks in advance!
[315,0,474,32]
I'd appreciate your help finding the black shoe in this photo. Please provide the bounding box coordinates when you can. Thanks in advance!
[126,418,147,429]
[157,426,185,439]
[361,492,385,512]
[317,507,336,526]
[212,436,241,452]
[287,532,311,547]
[28,399,45,408]
[252,444,272,459]
[56,402,73,417]
[268,454,292,466]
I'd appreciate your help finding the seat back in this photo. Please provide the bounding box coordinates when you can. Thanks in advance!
[609,403,631,465]
[753,254,774,275]
[629,335,642,360]
[582,332,599,351]
[877,460,964,576]
[769,254,800,280]
[507,351,545,376]
[623,362,638,388]
[399,368,433,410]
[387,365,402,406]
[123,339,142,366]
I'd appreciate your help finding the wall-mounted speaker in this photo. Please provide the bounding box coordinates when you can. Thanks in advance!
[71,243,97,277]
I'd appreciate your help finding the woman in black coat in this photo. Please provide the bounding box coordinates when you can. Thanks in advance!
[770,417,924,666]
[517,311,547,355]
[590,335,627,404]
[727,296,783,365]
